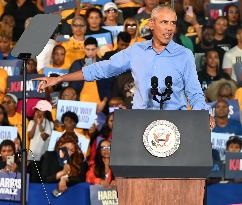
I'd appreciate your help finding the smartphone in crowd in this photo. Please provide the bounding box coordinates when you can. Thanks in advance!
[52,189,62,197]
[6,156,14,166]
[57,147,69,167]
[85,58,93,66]
[186,6,193,17]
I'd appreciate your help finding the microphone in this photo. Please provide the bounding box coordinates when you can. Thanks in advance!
[151,76,158,96]
[165,76,172,88]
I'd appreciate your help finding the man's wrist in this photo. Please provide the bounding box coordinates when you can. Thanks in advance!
[57,75,63,84]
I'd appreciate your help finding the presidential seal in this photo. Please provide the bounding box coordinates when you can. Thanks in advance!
[143,120,180,157]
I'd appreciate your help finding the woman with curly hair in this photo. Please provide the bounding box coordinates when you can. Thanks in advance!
[40,132,86,193]
[86,139,116,187]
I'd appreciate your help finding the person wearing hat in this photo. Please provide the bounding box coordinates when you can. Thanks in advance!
[103,2,120,26]
[2,93,29,148]
[27,100,54,161]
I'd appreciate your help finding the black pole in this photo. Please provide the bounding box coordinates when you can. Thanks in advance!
[19,53,31,205]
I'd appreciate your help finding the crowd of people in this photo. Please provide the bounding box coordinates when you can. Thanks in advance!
[0,0,241,195]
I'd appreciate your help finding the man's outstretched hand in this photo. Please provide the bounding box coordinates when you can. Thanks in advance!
[34,76,62,93]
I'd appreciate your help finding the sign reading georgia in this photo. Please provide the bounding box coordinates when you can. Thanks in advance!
[143,120,180,158]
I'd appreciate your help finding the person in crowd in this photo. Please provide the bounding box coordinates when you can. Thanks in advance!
[86,139,116,187]
[2,93,29,147]
[123,18,145,45]
[89,112,114,162]
[49,45,68,69]
[0,139,20,172]
[40,133,86,193]
[69,37,111,113]
[61,16,87,66]
[213,99,242,135]
[213,16,236,52]
[0,30,15,60]
[103,2,120,26]
[27,100,53,161]
[222,27,242,82]
[3,0,39,42]
[226,136,242,153]
[103,31,131,59]
[85,8,110,35]
[36,4,215,128]
[217,82,236,101]
[198,49,230,91]
[0,14,15,38]
[0,104,10,126]
[224,4,241,43]
[61,111,90,158]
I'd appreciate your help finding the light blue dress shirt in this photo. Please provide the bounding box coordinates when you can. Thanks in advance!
[83,39,210,110]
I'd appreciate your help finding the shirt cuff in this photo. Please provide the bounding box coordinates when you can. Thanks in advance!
[82,66,93,82]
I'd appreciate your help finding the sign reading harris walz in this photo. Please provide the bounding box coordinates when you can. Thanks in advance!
[7,74,46,99]
[43,0,76,13]
[0,172,29,202]
[0,59,22,76]
[225,152,242,179]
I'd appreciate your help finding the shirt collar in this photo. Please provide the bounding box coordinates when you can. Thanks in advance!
[144,39,176,54]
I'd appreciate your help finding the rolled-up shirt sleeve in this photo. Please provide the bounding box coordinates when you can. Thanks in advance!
[183,50,210,111]
[82,47,131,82]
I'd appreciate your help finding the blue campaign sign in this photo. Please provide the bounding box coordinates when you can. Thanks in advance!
[90,185,118,205]
[208,99,241,122]
[81,0,111,5]
[56,100,97,129]
[0,172,29,202]
[102,26,124,42]
[225,152,242,179]
[0,126,17,144]
[43,67,69,77]
[0,60,22,76]
[43,0,76,13]
[85,32,113,47]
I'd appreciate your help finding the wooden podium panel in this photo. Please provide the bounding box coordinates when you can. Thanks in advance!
[116,178,205,205]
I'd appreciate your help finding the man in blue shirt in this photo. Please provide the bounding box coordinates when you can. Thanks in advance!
[36,5,209,111]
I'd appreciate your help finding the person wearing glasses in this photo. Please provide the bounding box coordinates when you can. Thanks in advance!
[86,139,116,187]
[103,2,120,26]
[61,16,87,66]
[124,17,145,45]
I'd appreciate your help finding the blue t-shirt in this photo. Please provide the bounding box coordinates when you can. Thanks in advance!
[213,119,242,135]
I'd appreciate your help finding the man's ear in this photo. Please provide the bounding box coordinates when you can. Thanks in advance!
[148,18,154,31]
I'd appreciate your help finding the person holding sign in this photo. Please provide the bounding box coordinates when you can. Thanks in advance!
[36,5,215,128]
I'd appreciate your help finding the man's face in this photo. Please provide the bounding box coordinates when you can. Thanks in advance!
[214,19,228,35]
[0,37,11,54]
[52,48,65,67]
[149,9,177,47]
[84,44,97,58]
[2,96,16,114]
[215,101,229,118]
[203,28,215,45]
[71,19,86,37]
[117,39,130,51]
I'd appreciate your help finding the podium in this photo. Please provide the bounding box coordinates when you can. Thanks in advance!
[110,110,212,205]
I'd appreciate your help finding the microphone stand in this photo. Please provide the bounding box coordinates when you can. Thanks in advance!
[151,87,173,110]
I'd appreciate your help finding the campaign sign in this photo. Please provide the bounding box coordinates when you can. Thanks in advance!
[43,0,76,13]
[56,100,97,129]
[208,100,241,122]
[207,2,240,21]
[0,126,17,144]
[211,132,234,160]
[0,60,22,76]
[102,26,124,42]
[7,74,46,99]
[48,130,62,151]
[90,185,118,205]
[80,0,111,5]
[42,67,69,77]
[225,152,242,179]
[0,172,29,201]
[85,33,113,56]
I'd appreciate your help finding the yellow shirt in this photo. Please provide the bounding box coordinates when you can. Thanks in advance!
[80,81,101,104]
[0,68,7,103]
[61,37,85,66]
[8,112,29,149]
[130,36,146,45]
[235,88,242,111]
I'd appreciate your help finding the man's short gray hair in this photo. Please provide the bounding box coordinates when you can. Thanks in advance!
[151,4,176,19]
